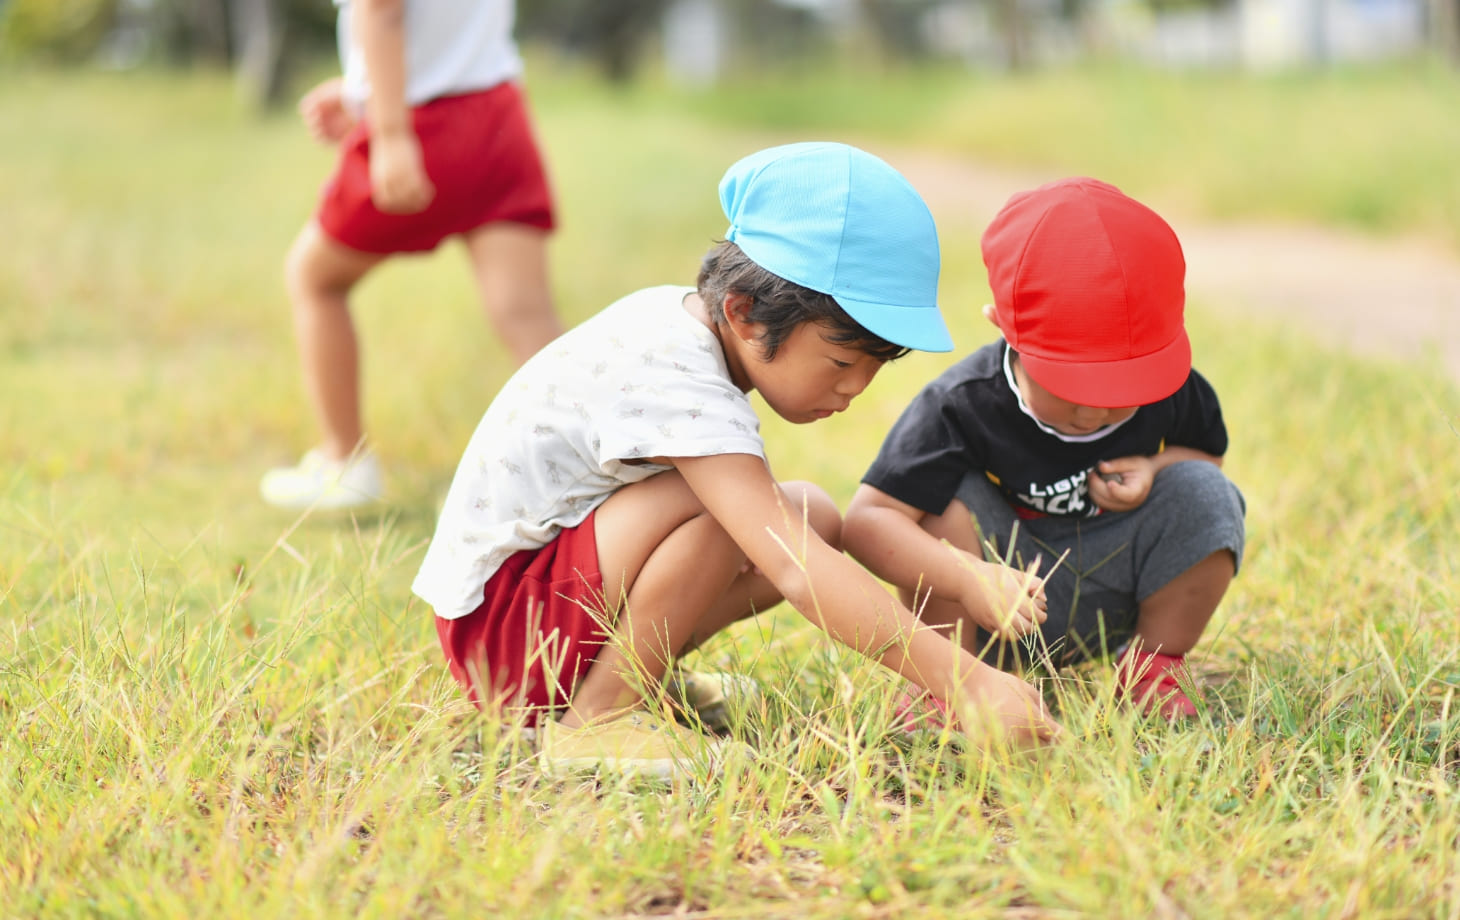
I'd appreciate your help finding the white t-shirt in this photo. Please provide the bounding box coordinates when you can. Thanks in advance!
[334,0,524,111]
[413,286,768,620]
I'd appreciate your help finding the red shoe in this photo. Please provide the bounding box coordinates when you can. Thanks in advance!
[893,685,953,735]
[1115,648,1198,720]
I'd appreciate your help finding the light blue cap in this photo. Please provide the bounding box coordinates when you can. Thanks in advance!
[719,142,952,353]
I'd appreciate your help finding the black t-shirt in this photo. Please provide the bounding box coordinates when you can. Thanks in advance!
[863,341,1229,518]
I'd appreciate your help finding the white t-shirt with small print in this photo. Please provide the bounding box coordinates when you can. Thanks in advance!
[334,0,523,111]
[413,285,768,620]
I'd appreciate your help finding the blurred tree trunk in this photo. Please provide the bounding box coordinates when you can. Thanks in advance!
[152,0,230,64]
[991,0,1030,68]
[189,0,233,63]
[232,0,291,108]
[853,0,946,64]
[1431,0,1460,62]
[572,0,666,82]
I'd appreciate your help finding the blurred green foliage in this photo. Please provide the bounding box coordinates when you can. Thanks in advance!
[0,0,118,61]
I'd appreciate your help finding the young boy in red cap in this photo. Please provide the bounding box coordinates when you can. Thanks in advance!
[414,143,1061,779]
[844,177,1245,721]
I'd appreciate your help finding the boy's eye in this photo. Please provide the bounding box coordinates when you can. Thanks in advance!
[832,359,853,369]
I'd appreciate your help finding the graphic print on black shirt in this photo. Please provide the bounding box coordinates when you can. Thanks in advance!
[862,341,1228,518]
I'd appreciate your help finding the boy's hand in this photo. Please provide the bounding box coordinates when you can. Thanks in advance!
[952,666,1062,748]
[368,128,435,214]
[298,77,357,145]
[1088,456,1155,513]
[960,556,1047,641]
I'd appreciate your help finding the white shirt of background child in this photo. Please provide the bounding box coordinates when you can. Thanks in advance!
[413,285,768,620]
[334,0,523,111]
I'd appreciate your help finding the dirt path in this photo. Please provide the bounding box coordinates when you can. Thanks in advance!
[886,150,1460,386]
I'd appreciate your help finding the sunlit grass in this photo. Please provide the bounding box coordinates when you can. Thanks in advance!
[2,64,1459,917]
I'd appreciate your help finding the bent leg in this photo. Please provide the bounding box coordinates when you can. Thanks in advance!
[462,222,563,363]
[677,480,840,655]
[283,221,385,461]
[1133,549,1235,655]
[1128,460,1246,656]
[563,472,838,726]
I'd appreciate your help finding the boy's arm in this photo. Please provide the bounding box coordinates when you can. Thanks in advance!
[673,452,1060,748]
[298,77,356,145]
[843,483,1047,640]
[1093,369,1230,511]
[354,0,434,213]
[1089,446,1223,512]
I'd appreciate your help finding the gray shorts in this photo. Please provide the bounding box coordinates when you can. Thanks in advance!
[954,460,1246,668]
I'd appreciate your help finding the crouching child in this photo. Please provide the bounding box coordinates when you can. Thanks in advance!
[413,143,1063,778]
[845,177,1246,722]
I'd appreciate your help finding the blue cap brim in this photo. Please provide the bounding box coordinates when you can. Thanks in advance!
[835,295,955,353]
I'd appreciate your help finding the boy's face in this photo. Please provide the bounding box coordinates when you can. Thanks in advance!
[739,320,886,424]
[1012,356,1138,436]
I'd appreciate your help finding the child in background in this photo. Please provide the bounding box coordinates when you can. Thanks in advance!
[413,142,1061,778]
[845,177,1246,721]
[261,0,563,509]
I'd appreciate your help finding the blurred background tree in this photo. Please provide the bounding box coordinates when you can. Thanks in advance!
[2,0,1458,108]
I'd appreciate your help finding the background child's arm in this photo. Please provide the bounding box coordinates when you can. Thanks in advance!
[298,77,356,145]
[674,452,1060,747]
[353,0,434,214]
[843,483,1048,640]
[1089,446,1223,512]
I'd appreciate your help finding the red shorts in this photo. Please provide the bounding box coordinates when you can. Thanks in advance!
[435,512,608,725]
[317,81,556,254]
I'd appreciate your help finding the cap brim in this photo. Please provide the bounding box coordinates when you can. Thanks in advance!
[1018,329,1191,407]
[835,296,954,353]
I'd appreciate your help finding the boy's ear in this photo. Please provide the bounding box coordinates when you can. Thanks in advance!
[982,303,1000,327]
[722,292,759,341]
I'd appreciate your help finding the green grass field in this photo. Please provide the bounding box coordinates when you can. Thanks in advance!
[3,62,1459,918]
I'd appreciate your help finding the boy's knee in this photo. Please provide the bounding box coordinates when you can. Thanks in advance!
[283,229,321,292]
[1153,461,1244,522]
[284,224,372,303]
[1143,460,1246,573]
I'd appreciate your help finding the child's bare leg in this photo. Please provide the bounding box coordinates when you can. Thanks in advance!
[1131,549,1235,656]
[677,482,841,655]
[563,475,836,726]
[283,221,384,461]
[462,222,563,363]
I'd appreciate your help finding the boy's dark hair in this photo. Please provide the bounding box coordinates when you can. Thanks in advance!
[697,241,910,362]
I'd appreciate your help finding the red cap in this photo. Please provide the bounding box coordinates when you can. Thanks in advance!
[981,177,1190,408]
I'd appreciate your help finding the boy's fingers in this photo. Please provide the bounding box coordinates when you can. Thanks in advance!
[997,611,1032,640]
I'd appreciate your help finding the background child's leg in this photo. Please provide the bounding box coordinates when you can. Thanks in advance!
[283,220,384,461]
[563,472,837,727]
[462,223,563,363]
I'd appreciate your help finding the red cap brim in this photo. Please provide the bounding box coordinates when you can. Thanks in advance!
[1018,328,1192,408]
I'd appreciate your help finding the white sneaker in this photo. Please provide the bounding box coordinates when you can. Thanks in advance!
[259,449,384,510]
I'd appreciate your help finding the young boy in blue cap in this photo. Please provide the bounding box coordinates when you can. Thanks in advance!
[844,177,1246,721]
[413,143,1061,777]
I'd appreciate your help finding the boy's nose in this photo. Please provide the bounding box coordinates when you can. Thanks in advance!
[836,364,879,397]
